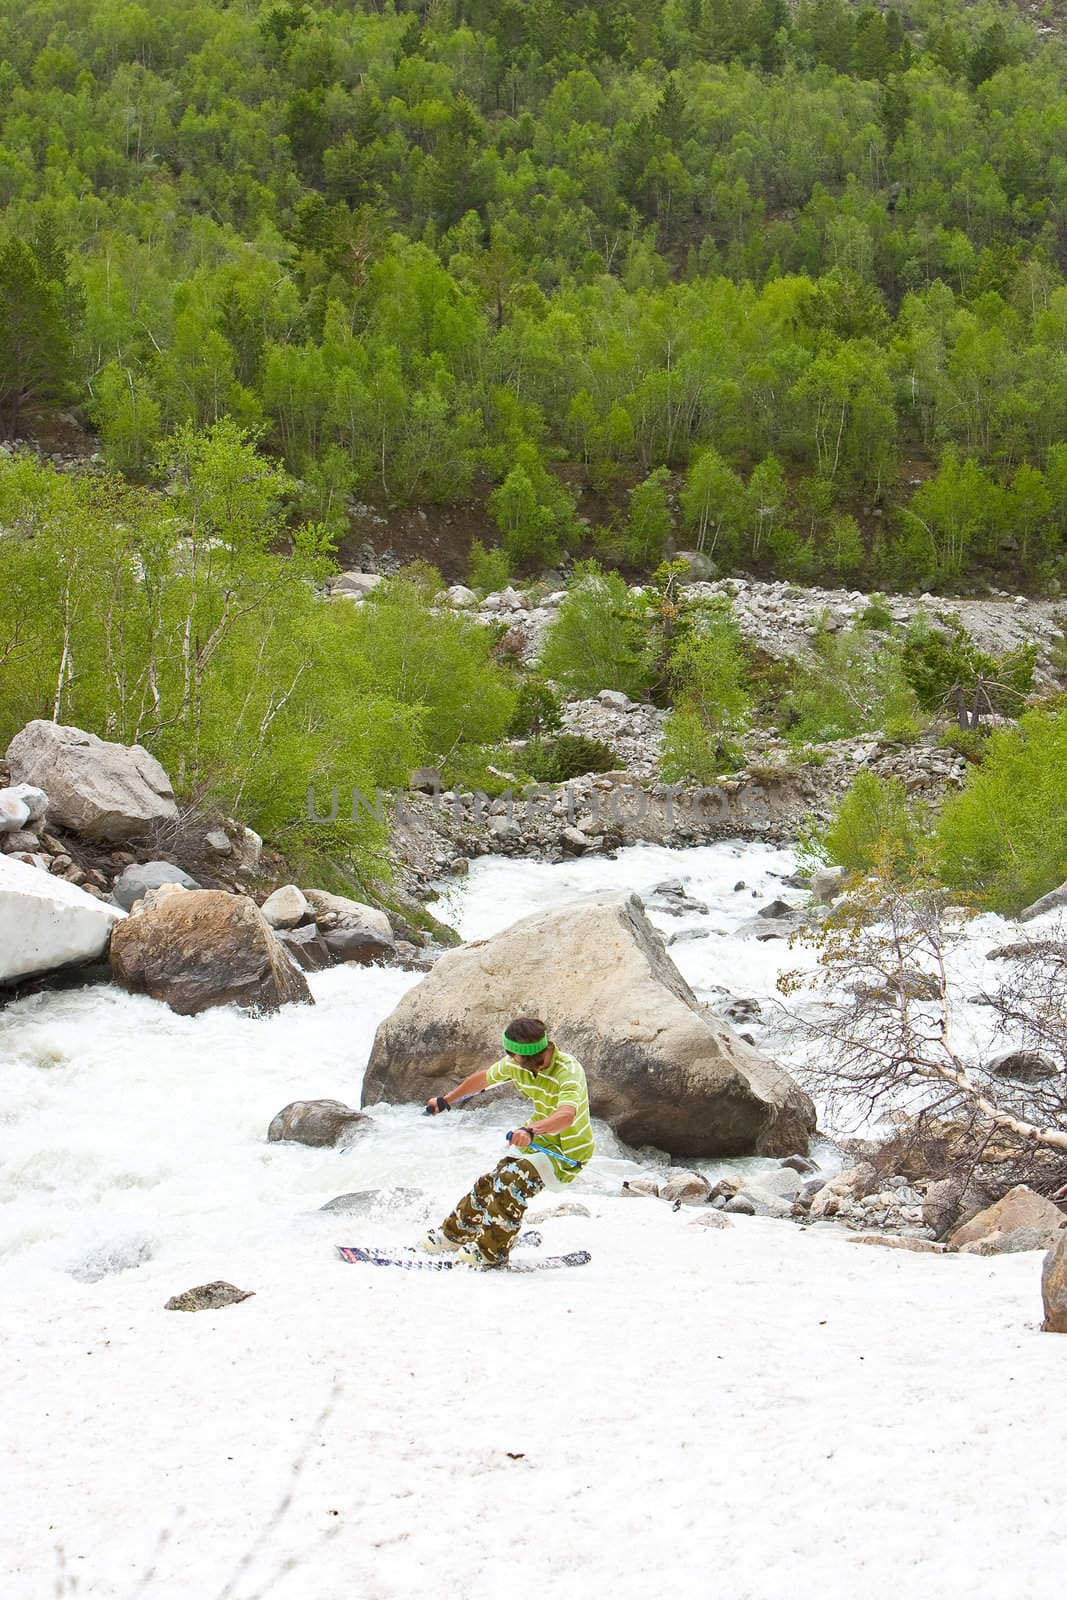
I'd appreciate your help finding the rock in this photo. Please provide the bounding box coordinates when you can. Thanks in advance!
[332,571,383,598]
[662,1171,712,1206]
[165,1281,254,1312]
[987,1049,1060,1083]
[2,828,43,854]
[112,860,200,911]
[757,898,795,919]
[319,1188,425,1214]
[622,1175,662,1198]
[6,721,177,842]
[1018,882,1067,922]
[1042,1231,1067,1333]
[689,1209,732,1229]
[267,1099,369,1147]
[948,1185,1067,1252]
[530,1200,592,1220]
[747,1166,801,1199]
[810,866,848,904]
[409,767,442,794]
[723,997,762,1024]
[958,1227,1060,1257]
[0,855,125,984]
[0,792,30,832]
[922,1178,964,1239]
[561,825,594,854]
[780,1154,817,1175]
[303,889,395,963]
[724,1194,757,1215]
[260,884,312,931]
[362,892,816,1158]
[109,888,313,1016]
[233,826,262,870]
[446,585,477,608]
[736,1189,793,1217]
[847,1236,947,1254]
[276,926,333,971]
[673,550,718,581]
[597,690,632,711]
[204,828,232,856]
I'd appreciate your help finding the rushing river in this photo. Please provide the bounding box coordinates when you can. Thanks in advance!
[0,838,1015,1289]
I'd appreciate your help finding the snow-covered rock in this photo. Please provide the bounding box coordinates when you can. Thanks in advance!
[5,721,177,842]
[0,783,48,833]
[0,855,125,984]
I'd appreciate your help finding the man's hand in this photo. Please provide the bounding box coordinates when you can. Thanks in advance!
[507,1126,534,1150]
[424,1095,451,1116]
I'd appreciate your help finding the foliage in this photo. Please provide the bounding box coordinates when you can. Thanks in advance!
[812,770,929,876]
[782,625,920,743]
[660,602,752,780]
[936,705,1067,913]
[0,0,1064,587]
[507,678,563,740]
[901,616,1036,720]
[540,563,654,700]
[524,733,618,782]
[467,538,511,595]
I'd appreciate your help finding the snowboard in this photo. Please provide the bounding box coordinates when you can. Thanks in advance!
[337,1244,591,1273]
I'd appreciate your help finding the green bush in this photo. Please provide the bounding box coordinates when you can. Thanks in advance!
[507,679,563,739]
[781,627,920,744]
[660,602,751,781]
[524,734,618,782]
[936,705,1067,913]
[468,538,511,595]
[858,594,895,632]
[814,771,929,876]
[901,616,1036,718]
[540,563,654,700]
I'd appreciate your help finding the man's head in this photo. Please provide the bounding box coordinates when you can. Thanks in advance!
[502,1015,551,1067]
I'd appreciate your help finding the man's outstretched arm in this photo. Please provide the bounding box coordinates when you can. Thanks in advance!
[425,1068,489,1114]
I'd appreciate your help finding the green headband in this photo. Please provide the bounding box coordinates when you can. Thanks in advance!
[502,1030,549,1056]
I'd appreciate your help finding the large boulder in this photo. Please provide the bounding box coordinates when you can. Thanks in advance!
[261,884,312,931]
[948,1185,1067,1253]
[304,889,395,964]
[109,887,313,1016]
[0,855,125,984]
[1042,1231,1067,1333]
[361,892,816,1158]
[5,721,177,842]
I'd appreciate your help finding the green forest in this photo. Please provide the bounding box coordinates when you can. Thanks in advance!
[2,0,1067,909]
[1,0,1067,587]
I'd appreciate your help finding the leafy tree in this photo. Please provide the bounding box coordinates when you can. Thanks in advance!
[540,563,654,700]
[0,235,78,436]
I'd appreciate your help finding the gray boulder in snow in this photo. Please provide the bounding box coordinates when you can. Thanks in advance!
[362,891,816,1158]
[0,855,125,984]
[5,721,177,842]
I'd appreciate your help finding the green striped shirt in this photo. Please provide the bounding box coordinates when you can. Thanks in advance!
[485,1047,595,1184]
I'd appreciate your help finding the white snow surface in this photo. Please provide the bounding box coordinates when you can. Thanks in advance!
[1,841,1064,1599]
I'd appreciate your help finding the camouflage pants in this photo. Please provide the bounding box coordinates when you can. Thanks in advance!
[440,1155,544,1265]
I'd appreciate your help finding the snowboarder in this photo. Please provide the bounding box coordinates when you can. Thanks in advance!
[419,1015,595,1269]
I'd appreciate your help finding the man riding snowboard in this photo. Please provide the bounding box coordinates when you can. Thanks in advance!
[421,1015,595,1269]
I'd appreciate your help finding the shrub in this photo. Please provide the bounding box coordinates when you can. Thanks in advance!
[540,562,654,699]
[507,679,563,739]
[468,538,511,594]
[524,734,618,782]
[858,593,895,632]
[813,771,929,876]
[660,602,751,781]
[781,627,920,743]
[901,616,1036,720]
[936,705,1067,914]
